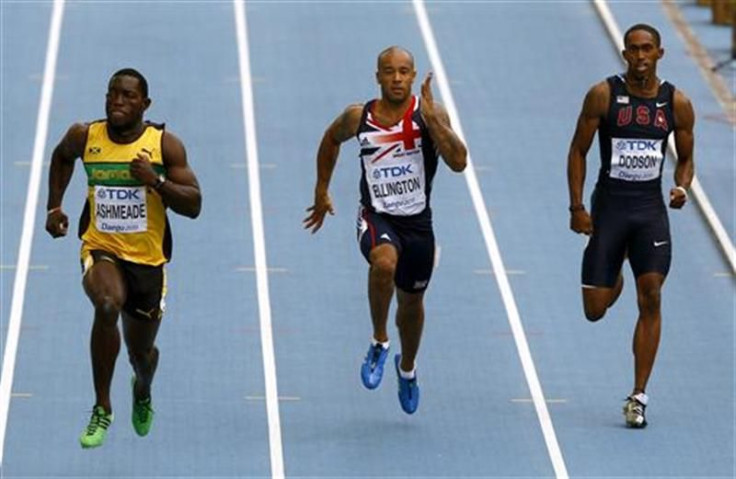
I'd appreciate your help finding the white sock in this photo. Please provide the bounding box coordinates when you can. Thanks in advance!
[631,392,648,405]
[398,363,416,380]
[371,338,389,350]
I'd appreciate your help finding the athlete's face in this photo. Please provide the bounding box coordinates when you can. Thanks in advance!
[105,75,150,130]
[376,50,416,104]
[622,30,663,81]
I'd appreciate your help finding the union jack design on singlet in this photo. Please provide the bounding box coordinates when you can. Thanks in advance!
[357,96,439,217]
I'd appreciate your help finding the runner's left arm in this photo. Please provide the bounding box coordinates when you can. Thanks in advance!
[419,73,467,172]
[669,89,695,209]
[130,131,202,218]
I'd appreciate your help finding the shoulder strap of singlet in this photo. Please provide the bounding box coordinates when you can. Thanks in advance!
[144,120,166,131]
[607,74,625,94]
[658,79,675,100]
[357,100,376,140]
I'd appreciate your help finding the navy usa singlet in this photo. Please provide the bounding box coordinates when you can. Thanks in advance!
[582,74,676,287]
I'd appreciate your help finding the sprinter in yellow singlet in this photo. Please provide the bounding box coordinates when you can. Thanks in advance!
[45,68,201,448]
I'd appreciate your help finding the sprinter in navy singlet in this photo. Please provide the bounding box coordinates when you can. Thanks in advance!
[566,24,695,428]
[304,46,467,414]
[584,73,676,287]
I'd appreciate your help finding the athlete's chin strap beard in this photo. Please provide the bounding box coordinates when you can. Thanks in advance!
[625,72,652,91]
[108,120,145,141]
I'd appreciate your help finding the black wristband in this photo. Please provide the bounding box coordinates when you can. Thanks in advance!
[568,204,585,212]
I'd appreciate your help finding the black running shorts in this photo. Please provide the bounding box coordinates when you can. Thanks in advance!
[81,249,166,321]
[582,187,671,287]
[356,207,435,293]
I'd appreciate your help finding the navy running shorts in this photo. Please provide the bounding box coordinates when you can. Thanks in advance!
[356,206,435,293]
[582,187,671,287]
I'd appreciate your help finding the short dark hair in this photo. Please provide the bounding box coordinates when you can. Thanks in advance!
[376,46,414,70]
[624,24,661,48]
[110,68,149,98]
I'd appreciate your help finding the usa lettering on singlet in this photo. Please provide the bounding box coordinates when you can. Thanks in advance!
[598,75,676,188]
[357,96,438,216]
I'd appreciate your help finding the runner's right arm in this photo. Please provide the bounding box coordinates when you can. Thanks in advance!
[46,123,88,238]
[303,104,363,233]
[567,81,608,235]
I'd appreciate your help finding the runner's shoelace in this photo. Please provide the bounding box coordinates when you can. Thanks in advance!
[369,345,383,367]
[626,398,645,416]
[85,411,111,435]
[135,399,153,421]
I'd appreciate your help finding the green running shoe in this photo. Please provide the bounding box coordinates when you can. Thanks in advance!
[79,405,113,448]
[131,376,154,437]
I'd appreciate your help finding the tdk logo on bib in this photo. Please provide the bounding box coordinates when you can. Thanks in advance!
[97,187,142,201]
[615,139,660,151]
[610,137,664,182]
[373,165,413,179]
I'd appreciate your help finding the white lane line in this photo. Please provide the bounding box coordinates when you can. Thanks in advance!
[13,161,50,167]
[714,272,734,278]
[245,395,301,402]
[0,0,65,466]
[232,2,284,478]
[412,2,569,478]
[474,269,527,276]
[512,398,568,404]
[235,266,289,273]
[230,162,277,169]
[593,0,736,274]
[0,265,49,271]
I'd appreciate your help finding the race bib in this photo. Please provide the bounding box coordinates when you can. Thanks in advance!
[365,153,426,216]
[609,138,664,182]
[94,185,147,233]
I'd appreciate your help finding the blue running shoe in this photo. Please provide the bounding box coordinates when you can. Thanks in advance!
[360,342,389,389]
[394,354,419,414]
